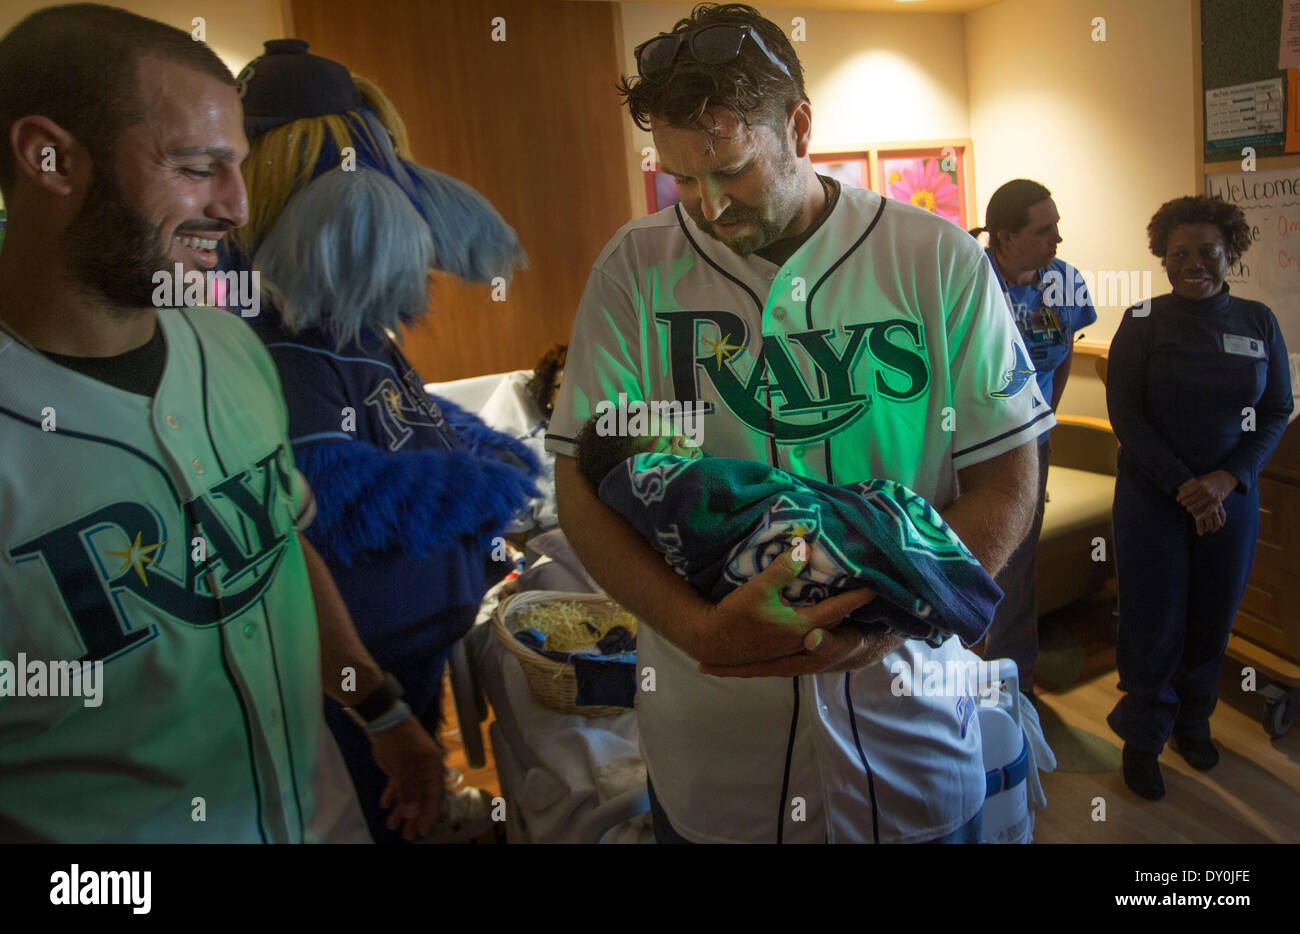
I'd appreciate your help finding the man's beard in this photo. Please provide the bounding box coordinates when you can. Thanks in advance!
[62,163,173,314]
[696,147,803,258]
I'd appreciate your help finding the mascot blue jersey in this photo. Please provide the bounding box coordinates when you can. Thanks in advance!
[250,316,489,666]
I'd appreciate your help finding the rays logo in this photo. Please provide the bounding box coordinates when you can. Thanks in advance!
[956,692,975,739]
[629,452,696,506]
[365,370,450,451]
[991,342,1036,398]
[10,447,297,664]
[723,496,858,603]
[234,60,259,100]
[654,524,691,579]
[656,310,930,444]
[852,480,973,562]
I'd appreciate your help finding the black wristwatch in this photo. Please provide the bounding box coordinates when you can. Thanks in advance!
[344,672,405,726]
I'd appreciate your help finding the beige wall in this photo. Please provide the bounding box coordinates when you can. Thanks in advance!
[1058,351,1108,421]
[0,0,286,72]
[965,0,1197,354]
[617,0,1199,420]
[3,0,1201,416]
[617,2,971,214]
[0,0,286,211]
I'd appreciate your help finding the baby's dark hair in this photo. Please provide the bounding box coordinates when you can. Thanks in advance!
[575,416,653,489]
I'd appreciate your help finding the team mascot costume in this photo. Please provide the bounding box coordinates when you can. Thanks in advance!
[229,40,537,843]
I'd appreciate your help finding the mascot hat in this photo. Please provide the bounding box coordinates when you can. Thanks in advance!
[231,39,526,347]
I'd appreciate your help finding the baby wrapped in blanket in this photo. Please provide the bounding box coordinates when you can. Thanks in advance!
[574,417,1003,646]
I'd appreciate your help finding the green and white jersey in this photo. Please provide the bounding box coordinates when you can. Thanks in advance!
[547,186,1052,843]
[0,308,324,842]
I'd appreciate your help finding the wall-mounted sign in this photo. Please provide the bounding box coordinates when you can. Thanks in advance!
[1206,78,1286,151]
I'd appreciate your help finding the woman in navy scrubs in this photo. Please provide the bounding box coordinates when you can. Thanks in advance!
[1107,195,1293,799]
[970,180,1096,697]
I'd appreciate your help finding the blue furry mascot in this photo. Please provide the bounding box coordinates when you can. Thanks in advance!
[230,40,536,843]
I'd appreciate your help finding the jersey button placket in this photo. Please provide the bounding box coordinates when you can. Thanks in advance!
[805,677,839,837]
[763,296,791,336]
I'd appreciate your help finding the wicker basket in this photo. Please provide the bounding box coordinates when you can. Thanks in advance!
[493,590,635,718]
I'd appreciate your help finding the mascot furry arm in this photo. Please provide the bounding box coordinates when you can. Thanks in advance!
[294,404,538,568]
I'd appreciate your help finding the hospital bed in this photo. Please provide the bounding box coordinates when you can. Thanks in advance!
[427,371,654,843]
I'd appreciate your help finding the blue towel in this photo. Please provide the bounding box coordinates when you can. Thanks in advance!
[513,627,636,708]
[598,452,1003,645]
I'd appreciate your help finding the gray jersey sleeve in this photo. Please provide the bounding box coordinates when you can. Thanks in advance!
[948,251,1055,470]
[291,468,317,532]
[545,265,647,459]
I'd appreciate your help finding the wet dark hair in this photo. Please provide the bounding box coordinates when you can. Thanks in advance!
[0,3,234,198]
[525,343,567,419]
[616,3,806,137]
[575,416,653,490]
[1146,195,1251,264]
[969,178,1052,251]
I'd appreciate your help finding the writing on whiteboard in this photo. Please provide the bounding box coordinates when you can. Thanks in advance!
[1205,168,1300,412]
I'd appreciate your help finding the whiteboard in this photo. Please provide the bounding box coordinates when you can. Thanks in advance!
[1205,167,1300,405]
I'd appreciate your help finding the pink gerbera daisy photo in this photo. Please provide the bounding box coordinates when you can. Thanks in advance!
[887,158,961,224]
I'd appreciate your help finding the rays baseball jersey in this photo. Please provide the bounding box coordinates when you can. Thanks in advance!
[0,307,325,843]
[546,185,1054,843]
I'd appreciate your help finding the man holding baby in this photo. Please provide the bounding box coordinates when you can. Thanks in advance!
[546,3,1048,844]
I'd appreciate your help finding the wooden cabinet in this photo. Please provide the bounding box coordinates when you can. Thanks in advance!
[1235,422,1300,663]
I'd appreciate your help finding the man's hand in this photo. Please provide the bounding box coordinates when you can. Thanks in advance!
[368,717,445,841]
[1176,470,1238,516]
[687,549,876,667]
[699,623,904,678]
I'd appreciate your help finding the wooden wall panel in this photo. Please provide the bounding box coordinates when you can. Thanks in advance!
[288,0,630,380]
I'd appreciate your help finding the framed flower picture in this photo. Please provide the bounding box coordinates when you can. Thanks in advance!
[810,151,870,190]
[874,142,972,228]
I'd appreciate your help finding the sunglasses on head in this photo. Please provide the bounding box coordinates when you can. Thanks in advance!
[634,23,792,79]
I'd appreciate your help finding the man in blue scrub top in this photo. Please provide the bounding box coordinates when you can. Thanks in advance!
[971,180,1096,697]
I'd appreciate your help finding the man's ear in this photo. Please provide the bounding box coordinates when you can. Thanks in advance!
[789,100,812,159]
[9,116,90,197]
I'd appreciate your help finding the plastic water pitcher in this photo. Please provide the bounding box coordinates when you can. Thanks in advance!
[979,660,1032,844]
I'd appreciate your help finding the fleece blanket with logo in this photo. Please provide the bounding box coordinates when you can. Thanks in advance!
[597,452,1003,645]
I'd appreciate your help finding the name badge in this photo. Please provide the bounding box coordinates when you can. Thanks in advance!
[1223,334,1265,358]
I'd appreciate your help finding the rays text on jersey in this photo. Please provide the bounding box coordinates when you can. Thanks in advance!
[9,446,298,663]
[657,310,930,444]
